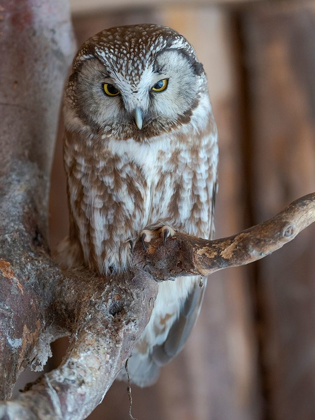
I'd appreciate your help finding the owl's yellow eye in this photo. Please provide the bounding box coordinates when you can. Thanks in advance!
[103,83,120,97]
[151,79,168,92]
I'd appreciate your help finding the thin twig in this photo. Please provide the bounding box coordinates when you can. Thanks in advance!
[125,359,138,420]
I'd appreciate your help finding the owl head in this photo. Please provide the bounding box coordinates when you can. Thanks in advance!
[64,24,208,141]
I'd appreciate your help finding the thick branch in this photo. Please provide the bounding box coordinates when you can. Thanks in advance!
[0,268,157,420]
[133,193,315,279]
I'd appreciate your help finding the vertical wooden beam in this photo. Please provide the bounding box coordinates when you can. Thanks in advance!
[242,2,315,419]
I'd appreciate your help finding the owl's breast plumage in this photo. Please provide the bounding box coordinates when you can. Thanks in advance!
[62,91,217,276]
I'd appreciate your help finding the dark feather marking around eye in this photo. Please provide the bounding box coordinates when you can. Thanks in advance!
[68,72,78,84]
[156,48,204,76]
[176,48,204,76]
[153,68,165,75]
[153,62,166,74]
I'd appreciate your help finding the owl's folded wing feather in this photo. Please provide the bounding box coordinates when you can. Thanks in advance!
[120,280,206,387]
[152,280,206,365]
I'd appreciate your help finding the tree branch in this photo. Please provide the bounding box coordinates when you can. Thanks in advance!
[133,193,315,279]
[1,1,315,419]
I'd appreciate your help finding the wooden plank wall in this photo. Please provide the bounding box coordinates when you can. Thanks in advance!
[69,0,260,14]
[48,1,315,419]
[241,2,315,420]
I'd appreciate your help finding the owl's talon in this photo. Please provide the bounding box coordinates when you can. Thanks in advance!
[163,228,170,244]
[139,226,175,249]
[141,233,147,250]
[161,226,176,244]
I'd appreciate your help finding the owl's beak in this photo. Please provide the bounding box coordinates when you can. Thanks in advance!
[133,107,143,130]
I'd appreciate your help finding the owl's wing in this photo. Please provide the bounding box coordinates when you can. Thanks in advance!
[118,281,206,387]
[151,181,217,369]
[151,279,206,364]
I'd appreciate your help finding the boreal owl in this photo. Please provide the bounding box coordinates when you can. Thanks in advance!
[57,24,218,386]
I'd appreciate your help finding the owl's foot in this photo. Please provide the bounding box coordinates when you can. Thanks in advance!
[161,226,175,244]
[140,226,176,250]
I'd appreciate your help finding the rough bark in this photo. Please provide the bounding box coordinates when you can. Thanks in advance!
[1,1,315,420]
[0,0,74,401]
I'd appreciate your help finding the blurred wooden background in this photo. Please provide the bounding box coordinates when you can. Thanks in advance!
[47,0,315,419]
